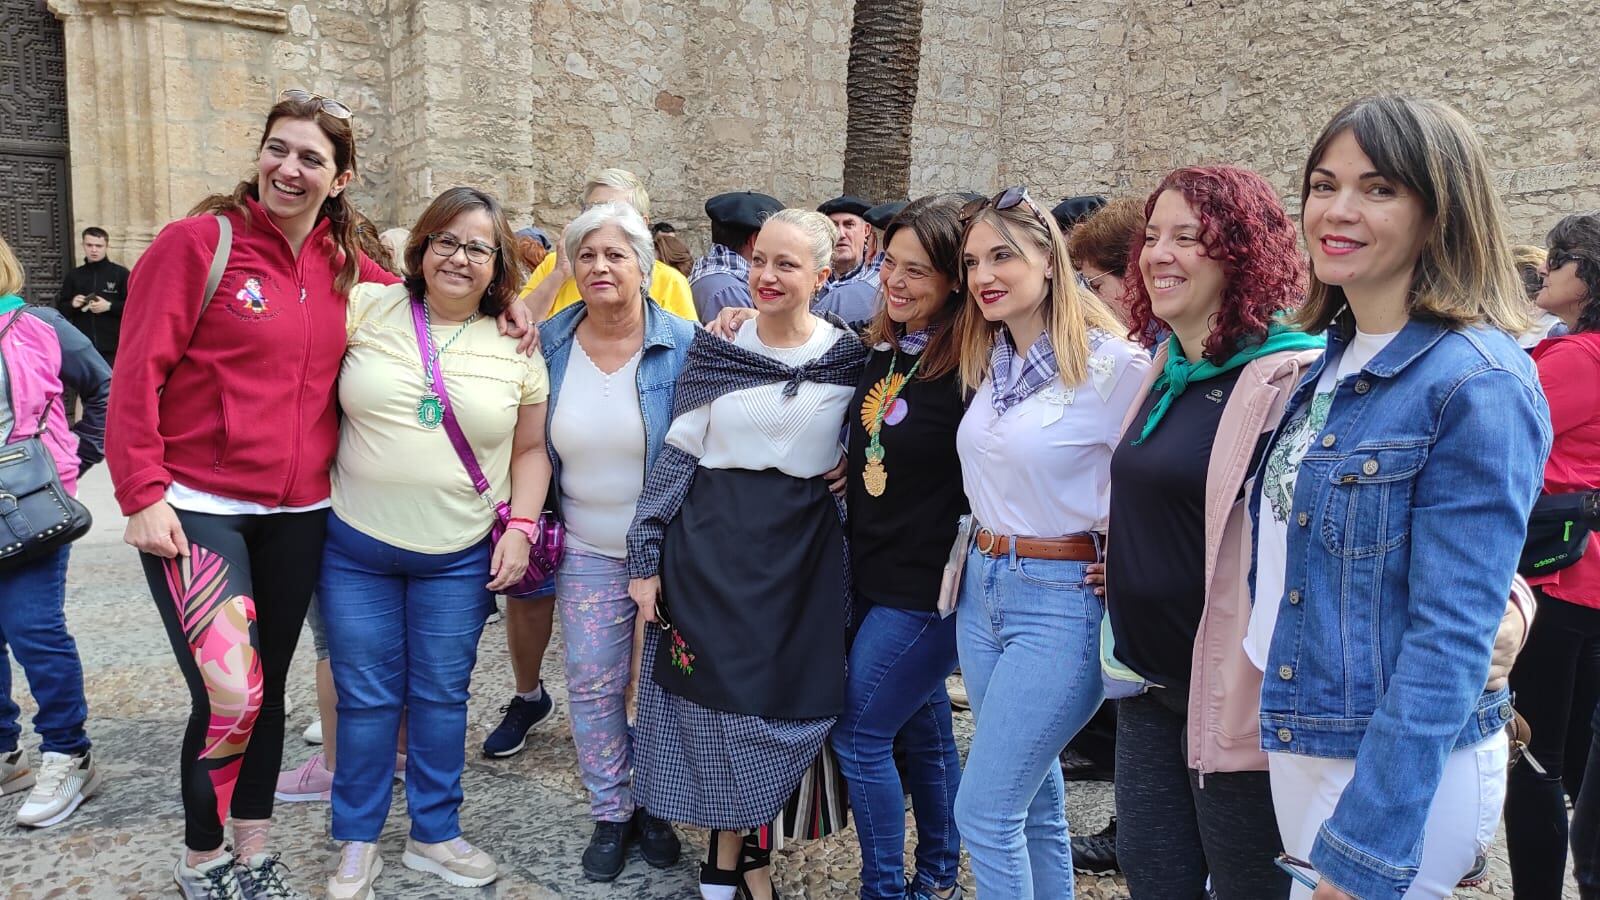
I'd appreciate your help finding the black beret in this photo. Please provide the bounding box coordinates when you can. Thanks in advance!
[817,195,873,217]
[704,191,785,230]
[1051,195,1108,230]
[863,200,909,231]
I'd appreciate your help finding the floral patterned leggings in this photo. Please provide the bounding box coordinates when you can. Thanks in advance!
[556,549,639,823]
[141,508,326,852]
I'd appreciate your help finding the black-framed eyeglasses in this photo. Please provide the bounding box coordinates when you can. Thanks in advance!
[960,186,1056,236]
[428,233,499,265]
[1549,250,1579,271]
[278,89,353,120]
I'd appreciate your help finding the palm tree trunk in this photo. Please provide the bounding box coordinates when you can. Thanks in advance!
[843,0,924,201]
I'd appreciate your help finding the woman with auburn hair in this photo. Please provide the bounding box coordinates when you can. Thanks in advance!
[319,186,550,896]
[950,187,1150,898]
[1066,196,1145,319]
[1095,165,1324,899]
[1252,95,1548,899]
[109,90,402,900]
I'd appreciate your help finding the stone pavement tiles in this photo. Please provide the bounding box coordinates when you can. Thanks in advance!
[0,468,1565,897]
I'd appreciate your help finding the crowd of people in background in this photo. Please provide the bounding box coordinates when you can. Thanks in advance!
[0,85,1595,900]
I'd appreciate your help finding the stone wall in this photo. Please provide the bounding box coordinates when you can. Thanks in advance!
[998,0,1599,243]
[51,0,1597,261]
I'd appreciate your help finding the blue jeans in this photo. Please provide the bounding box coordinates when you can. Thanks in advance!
[953,548,1103,900]
[0,547,89,755]
[832,605,961,900]
[319,515,493,843]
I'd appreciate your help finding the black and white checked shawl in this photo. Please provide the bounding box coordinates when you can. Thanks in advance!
[624,316,868,579]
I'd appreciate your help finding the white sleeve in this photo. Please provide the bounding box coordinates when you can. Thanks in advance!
[664,402,712,458]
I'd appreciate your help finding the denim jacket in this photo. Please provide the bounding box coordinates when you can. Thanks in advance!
[538,299,696,520]
[1249,318,1550,898]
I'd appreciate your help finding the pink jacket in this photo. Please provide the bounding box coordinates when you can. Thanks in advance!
[1113,344,1321,776]
[1,306,113,497]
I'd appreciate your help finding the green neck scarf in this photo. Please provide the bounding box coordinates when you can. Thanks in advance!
[0,295,26,315]
[1132,323,1325,445]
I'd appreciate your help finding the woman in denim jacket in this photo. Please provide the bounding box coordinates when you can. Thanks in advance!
[536,203,695,882]
[1248,95,1551,899]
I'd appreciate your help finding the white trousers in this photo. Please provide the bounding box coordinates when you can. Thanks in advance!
[1269,731,1508,899]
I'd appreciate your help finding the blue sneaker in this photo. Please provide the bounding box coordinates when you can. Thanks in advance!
[481,688,555,758]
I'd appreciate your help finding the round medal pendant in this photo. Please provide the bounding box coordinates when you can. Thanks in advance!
[417,392,444,429]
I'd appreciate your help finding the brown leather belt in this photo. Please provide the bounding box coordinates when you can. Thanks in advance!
[973,526,1100,562]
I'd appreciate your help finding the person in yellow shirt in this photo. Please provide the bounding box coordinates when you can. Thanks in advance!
[518,168,696,322]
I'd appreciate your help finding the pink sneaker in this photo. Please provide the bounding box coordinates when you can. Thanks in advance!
[274,751,332,802]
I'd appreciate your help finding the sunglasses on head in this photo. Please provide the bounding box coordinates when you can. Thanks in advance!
[278,89,353,120]
[960,186,1056,236]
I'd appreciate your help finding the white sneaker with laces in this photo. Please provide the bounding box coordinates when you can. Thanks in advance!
[15,750,101,827]
[326,842,381,900]
[0,748,35,796]
[402,836,498,887]
[173,853,245,900]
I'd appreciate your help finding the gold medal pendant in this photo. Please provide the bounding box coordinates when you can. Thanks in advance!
[863,446,887,497]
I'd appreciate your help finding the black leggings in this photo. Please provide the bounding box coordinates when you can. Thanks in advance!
[141,508,327,851]
[1115,686,1288,900]
[1506,591,1600,899]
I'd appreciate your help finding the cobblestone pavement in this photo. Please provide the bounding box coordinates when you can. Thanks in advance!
[0,469,1571,898]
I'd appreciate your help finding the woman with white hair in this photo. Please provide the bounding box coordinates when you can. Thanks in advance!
[536,202,697,881]
[626,208,866,899]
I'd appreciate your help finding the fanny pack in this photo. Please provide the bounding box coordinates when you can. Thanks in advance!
[0,311,92,569]
[1519,491,1600,577]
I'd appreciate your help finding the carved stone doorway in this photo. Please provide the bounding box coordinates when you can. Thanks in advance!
[0,0,73,305]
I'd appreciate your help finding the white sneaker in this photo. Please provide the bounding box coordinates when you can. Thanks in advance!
[402,836,498,887]
[15,750,101,827]
[173,853,245,900]
[0,748,35,796]
[326,842,382,900]
[302,718,323,745]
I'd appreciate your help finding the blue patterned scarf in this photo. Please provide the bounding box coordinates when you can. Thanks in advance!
[989,328,1059,415]
[688,243,750,286]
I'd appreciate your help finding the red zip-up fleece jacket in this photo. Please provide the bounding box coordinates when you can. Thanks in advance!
[107,198,399,515]
[1530,330,1600,608]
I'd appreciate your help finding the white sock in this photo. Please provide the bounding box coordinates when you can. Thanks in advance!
[698,885,737,900]
[518,685,544,703]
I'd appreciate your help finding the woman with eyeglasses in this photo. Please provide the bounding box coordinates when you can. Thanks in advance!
[109,92,532,899]
[951,187,1150,898]
[317,187,550,897]
[1505,212,1600,900]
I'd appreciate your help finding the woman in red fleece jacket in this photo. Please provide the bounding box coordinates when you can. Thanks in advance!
[1506,211,1600,900]
[108,91,402,897]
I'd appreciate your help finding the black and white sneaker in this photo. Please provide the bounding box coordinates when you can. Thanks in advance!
[1071,817,1119,876]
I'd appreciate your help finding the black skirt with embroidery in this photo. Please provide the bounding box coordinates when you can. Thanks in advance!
[633,465,849,830]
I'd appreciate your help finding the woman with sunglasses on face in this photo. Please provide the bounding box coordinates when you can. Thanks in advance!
[109,90,400,900]
[951,187,1149,899]
[1506,212,1600,900]
[1250,96,1548,900]
[1097,166,1324,900]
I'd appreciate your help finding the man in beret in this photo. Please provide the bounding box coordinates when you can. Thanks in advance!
[1051,194,1108,238]
[689,190,784,323]
[813,195,881,322]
